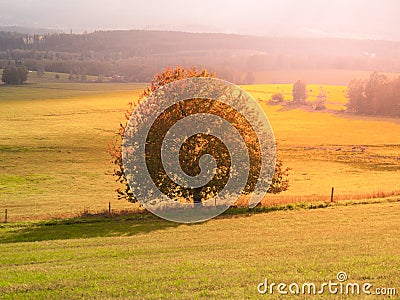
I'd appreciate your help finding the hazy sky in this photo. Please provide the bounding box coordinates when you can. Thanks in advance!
[0,0,399,39]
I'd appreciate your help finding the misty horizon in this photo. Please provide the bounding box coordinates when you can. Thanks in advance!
[0,0,399,41]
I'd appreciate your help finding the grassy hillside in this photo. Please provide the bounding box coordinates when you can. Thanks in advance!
[0,74,399,298]
[0,78,399,220]
[0,202,399,298]
[0,80,145,220]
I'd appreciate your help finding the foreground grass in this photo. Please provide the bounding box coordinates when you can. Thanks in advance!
[0,201,399,299]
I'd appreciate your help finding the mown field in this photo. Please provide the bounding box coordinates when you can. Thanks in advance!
[0,202,399,299]
[0,74,399,220]
[0,72,399,299]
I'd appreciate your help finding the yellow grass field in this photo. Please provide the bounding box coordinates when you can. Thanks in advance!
[242,83,349,110]
[0,81,399,221]
[244,84,399,189]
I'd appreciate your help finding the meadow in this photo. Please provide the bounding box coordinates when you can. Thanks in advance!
[0,73,399,298]
[245,84,400,205]
[0,75,399,220]
[0,79,144,220]
[0,201,399,299]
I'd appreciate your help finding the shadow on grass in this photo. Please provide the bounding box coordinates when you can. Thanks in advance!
[0,205,298,244]
[0,214,179,244]
[3,199,394,244]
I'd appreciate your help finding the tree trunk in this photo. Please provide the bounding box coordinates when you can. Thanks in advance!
[193,187,203,207]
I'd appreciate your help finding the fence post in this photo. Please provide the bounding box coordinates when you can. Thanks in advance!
[4,208,7,223]
[108,202,111,218]
[330,187,334,202]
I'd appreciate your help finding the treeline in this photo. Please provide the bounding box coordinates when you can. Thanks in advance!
[1,30,400,83]
[1,30,399,60]
[0,47,160,82]
[347,72,400,117]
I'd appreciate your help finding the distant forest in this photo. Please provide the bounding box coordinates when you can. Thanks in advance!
[1,30,400,83]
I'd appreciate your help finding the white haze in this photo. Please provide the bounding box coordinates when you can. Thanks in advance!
[0,0,399,40]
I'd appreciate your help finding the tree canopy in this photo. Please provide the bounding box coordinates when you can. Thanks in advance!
[292,80,308,103]
[1,65,28,84]
[347,72,400,117]
[109,66,290,207]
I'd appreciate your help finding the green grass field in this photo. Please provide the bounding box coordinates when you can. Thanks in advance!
[0,72,399,298]
[0,74,399,220]
[0,79,145,220]
[0,202,399,298]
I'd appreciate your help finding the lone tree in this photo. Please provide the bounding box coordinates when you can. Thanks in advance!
[292,80,308,103]
[313,88,327,110]
[2,66,28,85]
[109,66,290,206]
[271,93,284,103]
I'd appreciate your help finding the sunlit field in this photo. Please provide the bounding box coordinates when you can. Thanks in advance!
[1,1,400,298]
[0,75,399,220]
[1,202,399,299]
[242,83,349,110]
[247,84,400,205]
[0,80,145,220]
[0,73,399,299]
